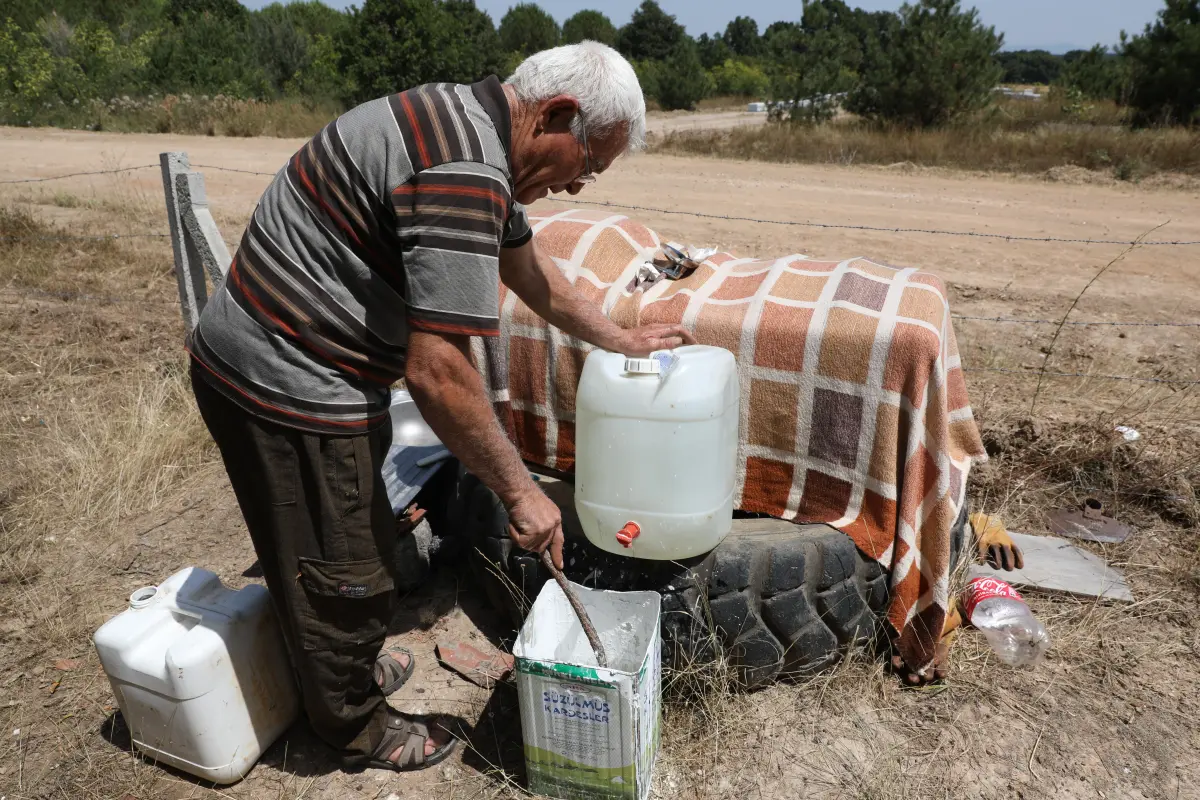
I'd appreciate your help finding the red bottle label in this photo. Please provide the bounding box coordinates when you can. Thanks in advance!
[962,576,1024,619]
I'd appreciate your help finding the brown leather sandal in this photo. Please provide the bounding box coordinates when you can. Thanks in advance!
[343,709,458,771]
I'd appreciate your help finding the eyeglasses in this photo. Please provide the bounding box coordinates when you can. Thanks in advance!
[576,110,596,185]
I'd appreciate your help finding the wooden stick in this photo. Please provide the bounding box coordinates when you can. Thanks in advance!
[540,551,608,668]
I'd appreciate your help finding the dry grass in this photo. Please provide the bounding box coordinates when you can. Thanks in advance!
[652,98,1200,180]
[0,204,214,612]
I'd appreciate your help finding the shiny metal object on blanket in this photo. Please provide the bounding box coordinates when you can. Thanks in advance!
[658,241,717,279]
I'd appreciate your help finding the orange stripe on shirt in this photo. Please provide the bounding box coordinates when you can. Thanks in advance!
[408,317,500,337]
[231,262,396,385]
[400,92,431,169]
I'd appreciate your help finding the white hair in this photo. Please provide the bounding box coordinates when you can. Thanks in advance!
[505,41,646,152]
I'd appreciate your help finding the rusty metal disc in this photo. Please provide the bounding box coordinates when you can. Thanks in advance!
[1049,498,1133,544]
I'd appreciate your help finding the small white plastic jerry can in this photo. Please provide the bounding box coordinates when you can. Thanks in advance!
[93,567,299,784]
[575,345,740,560]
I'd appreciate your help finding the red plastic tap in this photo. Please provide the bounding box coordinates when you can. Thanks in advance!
[615,521,641,548]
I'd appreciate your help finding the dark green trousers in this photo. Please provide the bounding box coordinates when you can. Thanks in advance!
[191,361,395,756]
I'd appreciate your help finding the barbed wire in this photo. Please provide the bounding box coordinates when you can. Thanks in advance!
[967,367,1199,386]
[0,232,170,242]
[0,165,160,184]
[553,198,1200,247]
[191,163,276,177]
[1,286,176,306]
[7,164,1200,246]
[954,314,1200,329]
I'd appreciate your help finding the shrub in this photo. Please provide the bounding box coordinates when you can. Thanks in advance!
[709,58,768,98]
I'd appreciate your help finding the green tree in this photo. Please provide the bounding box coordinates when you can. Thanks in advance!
[616,0,684,61]
[696,32,731,70]
[561,9,615,45]
[656,37,708,110]
[342,0,503,105]
[764,21,799,42]
[252,2,351,98]
[499,3,559,57]
[147,9,269,97]
[722,15,761,57]
[1057,45,1127,103]
[848,0,1003,128]
[769,0,863,122]
[1123,0,1200,126]
[166,0,246,24]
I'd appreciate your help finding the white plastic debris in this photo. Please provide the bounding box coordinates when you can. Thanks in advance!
[1115,425,1141,442]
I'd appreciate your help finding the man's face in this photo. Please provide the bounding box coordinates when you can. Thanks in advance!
[512,98,629,206]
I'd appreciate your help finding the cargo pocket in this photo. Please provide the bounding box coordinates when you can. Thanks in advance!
[326,436,373,519]
[297,557,394,651]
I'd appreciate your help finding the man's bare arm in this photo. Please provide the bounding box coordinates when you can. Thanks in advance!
[405,329,564,567]
[498,239,694,356]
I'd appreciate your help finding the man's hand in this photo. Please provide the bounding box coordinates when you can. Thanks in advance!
[612,323,696,357]
[500,241,698,357]
[506,487,565,569]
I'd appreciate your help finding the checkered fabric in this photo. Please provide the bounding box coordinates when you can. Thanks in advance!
[474,208,988,674]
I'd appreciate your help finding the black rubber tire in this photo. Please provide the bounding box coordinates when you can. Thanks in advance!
[457,471,969,689]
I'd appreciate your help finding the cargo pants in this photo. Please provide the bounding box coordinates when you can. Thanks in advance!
[191,362,396,756]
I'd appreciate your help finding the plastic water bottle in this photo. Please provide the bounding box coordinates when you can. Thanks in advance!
[962,577,1049,667]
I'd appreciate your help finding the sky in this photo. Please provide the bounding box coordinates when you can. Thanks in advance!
[242,0,1166,53]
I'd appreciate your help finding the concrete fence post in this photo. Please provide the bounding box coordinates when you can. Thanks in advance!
[160,152,231,331]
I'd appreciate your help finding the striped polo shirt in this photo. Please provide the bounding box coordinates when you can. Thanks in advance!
[188,76,532,434]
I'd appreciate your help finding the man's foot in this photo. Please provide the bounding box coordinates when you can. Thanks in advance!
[386,715,454,763]
[342,710,458,772]
[375,645,415,695]
[891,601,961,685]
[891,637,952,685]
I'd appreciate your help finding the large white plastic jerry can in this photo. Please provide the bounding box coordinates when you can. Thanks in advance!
[575,345,739,560]
[93,567,299,784]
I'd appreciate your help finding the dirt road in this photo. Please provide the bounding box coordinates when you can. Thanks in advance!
[646,109,767,134]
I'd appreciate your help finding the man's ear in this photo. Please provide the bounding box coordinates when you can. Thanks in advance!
[537,94,581,134]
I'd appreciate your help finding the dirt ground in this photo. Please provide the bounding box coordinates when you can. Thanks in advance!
[1,125,1198,800]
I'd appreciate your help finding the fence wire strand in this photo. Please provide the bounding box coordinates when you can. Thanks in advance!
[1,232,171,242]
[0,165,160,184]
[551,198,1200,246]
[967,367,1198,386]
[7,164,1199,245]
[190,163,277,177]
[954,314,1200,329]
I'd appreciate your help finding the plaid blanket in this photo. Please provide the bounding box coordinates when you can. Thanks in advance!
[474,207,987,674]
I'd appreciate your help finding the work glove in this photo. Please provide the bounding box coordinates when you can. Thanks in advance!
[970,512,1024,571]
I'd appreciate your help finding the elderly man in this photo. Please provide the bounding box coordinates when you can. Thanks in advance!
[188,42,688,772]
